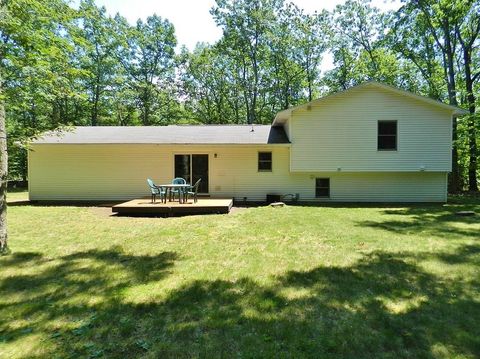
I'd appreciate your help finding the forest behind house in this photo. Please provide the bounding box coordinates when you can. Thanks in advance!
[1,0,479,192]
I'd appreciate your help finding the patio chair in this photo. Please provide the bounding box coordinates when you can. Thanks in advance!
[170,177,186,201]
[184,178,201,203]
[147,179,166,203]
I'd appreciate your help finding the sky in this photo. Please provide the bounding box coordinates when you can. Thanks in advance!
[72,0,401,71]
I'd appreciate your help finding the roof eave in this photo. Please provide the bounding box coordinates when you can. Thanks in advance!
[364,81,468,115]
[272,81,469,123]
[31,142,291,146]
[453,109,469,117]
[272,111,291,125]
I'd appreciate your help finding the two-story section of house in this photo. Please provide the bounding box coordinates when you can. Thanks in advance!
[271,82,466,202]
[28,82,466,202]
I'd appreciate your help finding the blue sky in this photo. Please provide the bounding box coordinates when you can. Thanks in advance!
[72,0,400,71]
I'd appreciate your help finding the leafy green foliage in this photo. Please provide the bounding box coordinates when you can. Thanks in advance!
[73,0,121,126]
[0,0,478,188]
[113,14,180,125]
[206,0,328,123]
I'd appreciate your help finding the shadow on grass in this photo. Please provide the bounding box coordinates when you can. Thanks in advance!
[436,243,480,265]
[0,248,178,355]
[1,247,479,358]
[356,201,479,239]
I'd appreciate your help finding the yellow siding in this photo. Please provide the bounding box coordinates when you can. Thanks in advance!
[29,144,446,202]
[289,86,453,172]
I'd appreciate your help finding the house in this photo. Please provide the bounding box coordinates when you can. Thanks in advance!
[28,82,466,203]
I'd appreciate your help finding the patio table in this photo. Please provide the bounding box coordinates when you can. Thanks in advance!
[158,183,191,204]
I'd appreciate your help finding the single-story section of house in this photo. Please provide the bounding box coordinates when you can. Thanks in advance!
[28,81,467,202]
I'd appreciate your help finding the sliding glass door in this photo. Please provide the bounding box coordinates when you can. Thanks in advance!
[174,154,209,193]
[191,155,209,193]
[174,155,190,183]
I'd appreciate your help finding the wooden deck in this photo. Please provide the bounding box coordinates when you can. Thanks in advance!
[112,198,233,216]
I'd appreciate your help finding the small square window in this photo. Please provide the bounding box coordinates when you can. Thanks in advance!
[315,178,330,197]
[258,152,272,171]
[378,120,397,150]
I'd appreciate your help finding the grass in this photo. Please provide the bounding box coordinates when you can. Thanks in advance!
[1,191,479,358]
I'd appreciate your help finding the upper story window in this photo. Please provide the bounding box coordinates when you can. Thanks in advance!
[378,120,397,151]
[258,152,272,172]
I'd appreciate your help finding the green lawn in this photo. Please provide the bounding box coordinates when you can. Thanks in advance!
[1,192,479,358]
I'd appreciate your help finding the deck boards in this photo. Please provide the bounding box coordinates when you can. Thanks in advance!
[112,198,233,215]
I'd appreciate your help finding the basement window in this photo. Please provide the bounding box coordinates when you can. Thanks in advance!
[315,178,330,198]
[378,120,397,150]
[258,152,272,172]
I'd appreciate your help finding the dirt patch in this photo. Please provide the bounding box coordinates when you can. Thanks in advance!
[89,206,115,217]
[229,206,250,214]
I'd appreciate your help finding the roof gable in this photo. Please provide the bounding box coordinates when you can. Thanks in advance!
[273,81,467,125]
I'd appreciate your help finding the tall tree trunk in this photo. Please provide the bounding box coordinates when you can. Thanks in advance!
[142,87,150,126]
[0,88,8,254]
[464,64,478,192]
[420,3,463,193]
[0,1,8,253]
[91,80,101,126]
[251,60,258,124]
[457,26,479,192]
[443,24,461,193]
[450,116,461,192]
[307,71,313,102]
[466,112,478,192]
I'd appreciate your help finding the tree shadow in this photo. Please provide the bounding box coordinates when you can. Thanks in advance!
[0,248,177,354]
[2,248,479,357]
[0,251,44,265]
[146,252,479,358]
[432,243,480,265]
[356,202,479,239]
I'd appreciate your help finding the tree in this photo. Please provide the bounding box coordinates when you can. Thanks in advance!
[413,0,463,192]
[74,0,119,126]
[324,0,418,92]
[211,0,283,124]
[266,6,304,110]
[288,7,327,102]
[209,0,326,123]
[332,0,383,76]
[0,1,7,252]
[388,5,446,99]
[267,4,326,107]
[0,0,76,253]
[0,71,6,253]
[2,0,82,182]
[455,1,480,191]
[394,0,479,192]
[114,14,178,125]
[180,44,244,124]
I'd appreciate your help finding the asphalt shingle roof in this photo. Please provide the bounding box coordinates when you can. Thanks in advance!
[33,125,290,145]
